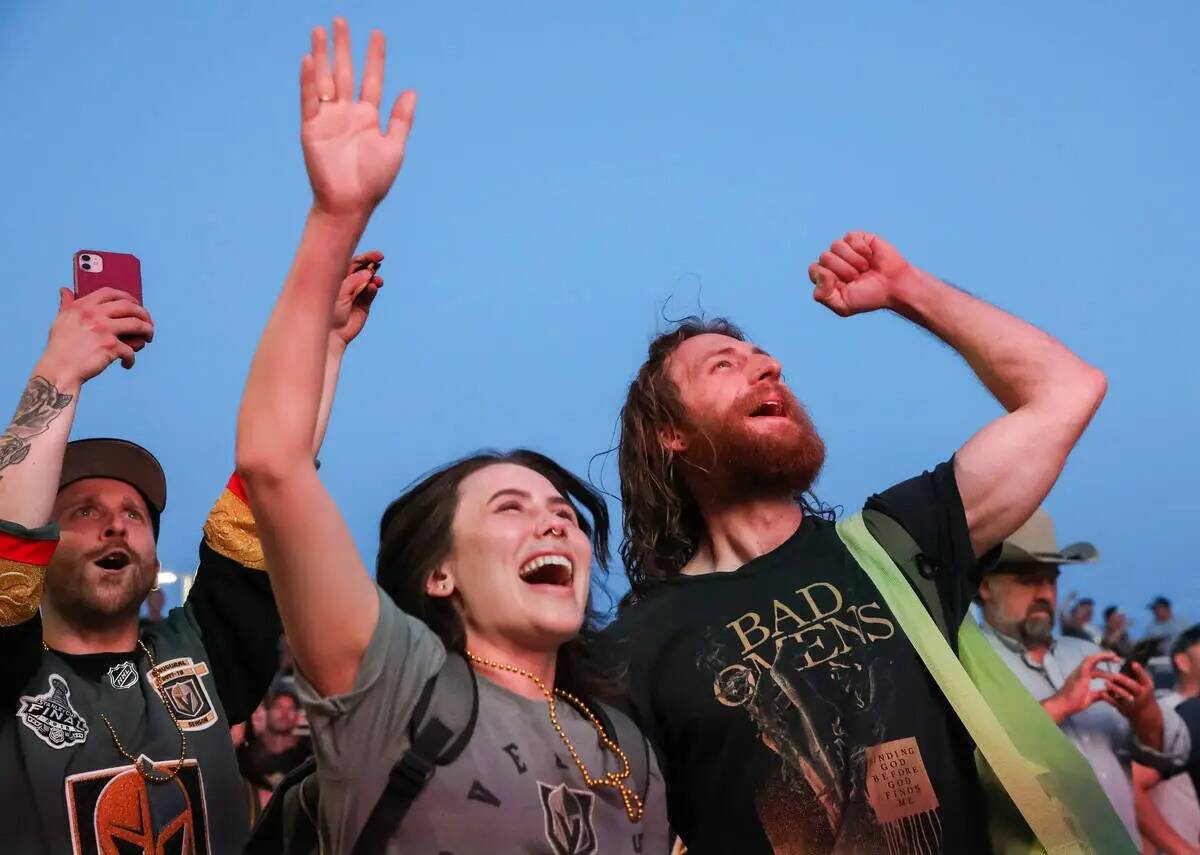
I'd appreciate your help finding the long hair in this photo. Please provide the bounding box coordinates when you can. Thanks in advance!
[376,449,615,698]
[617,317,832,602]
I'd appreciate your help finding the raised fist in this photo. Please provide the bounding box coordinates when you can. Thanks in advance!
[808,232,918,317]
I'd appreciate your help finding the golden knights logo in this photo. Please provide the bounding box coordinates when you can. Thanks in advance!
[146,657,218,731]
[18,673,89,749]
[537,781,597,855]
[65,758,211,854]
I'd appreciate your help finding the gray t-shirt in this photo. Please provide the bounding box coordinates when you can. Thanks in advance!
[297,587,670,854]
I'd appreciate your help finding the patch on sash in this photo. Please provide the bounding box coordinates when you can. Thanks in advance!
[65,758,211,854]
[18,673,89,749]
[107,661,138,690]
[146,657,218,731]
[538,780,598,855]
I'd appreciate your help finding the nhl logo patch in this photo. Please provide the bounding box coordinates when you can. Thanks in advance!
[18,673,89,749]
[147,657,218,731]
[107,661,138,690]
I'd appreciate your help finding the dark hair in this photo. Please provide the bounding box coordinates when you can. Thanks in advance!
[1103,605,1119,621]
[1171,624,1200,663]
[617,316,832,601]
[377,449,614,698]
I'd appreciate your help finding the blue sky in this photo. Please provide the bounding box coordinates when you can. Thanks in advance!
[1,3,1196,634]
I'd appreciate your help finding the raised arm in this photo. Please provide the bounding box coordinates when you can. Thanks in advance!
[236,18,414,698]
[0,288,152,627]
[809,232,1106,557]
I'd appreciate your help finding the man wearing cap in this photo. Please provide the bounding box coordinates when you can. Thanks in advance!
[1147,597,1192,656]
[977,507,1190,841]
[0,261,382,852]
[1061,594,1101,643]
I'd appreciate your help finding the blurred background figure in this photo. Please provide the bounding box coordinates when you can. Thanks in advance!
[1133,626,1200,855]
[1061,593,1102,644]
[1146,598,1191,656]
[1104,606,1135,657]
[237,685,312,816]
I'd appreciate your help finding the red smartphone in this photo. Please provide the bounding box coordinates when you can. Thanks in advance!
[73,250,143,304]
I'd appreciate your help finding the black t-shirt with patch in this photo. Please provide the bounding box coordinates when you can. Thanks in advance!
[0,540,280,855]
[603,460,989,854]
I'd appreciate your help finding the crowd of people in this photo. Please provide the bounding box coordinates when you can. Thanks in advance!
[1,15,1195,855]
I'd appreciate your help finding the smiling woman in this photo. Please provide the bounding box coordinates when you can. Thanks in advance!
[376,449,615,699]
[233,18,667,854]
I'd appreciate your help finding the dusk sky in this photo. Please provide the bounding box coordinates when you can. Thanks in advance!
[2,2,1196,634]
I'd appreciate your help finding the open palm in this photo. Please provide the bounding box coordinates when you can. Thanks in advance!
[301,19,417,216]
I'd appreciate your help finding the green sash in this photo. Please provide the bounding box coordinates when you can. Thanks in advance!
[836,512,1135,854]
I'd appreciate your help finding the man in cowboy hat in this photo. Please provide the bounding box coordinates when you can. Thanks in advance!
[976,507,1190,841]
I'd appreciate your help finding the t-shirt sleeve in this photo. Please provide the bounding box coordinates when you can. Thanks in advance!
[295,586,447,781]
[181,474,282,725]
[863,457,983,629]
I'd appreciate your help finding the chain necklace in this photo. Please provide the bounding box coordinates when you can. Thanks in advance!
[42,637,188,783]
[465,650,644,823]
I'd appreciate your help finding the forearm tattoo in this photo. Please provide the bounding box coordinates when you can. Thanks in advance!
[0,377,73,477]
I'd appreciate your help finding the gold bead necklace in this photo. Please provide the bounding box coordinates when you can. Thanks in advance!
[465,650,644,823]
[42,637,188,783]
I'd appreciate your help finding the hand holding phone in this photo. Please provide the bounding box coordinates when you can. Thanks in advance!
[73,250,143,304]
[1120,638,1161,677]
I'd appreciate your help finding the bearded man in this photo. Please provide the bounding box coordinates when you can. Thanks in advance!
[0,256,381,853]
[605,232,1109,854]
[976,508,1187,843]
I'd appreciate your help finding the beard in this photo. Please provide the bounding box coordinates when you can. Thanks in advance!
[683,384,826,497]
[1018,601,1056,646]
[44,547,155,631]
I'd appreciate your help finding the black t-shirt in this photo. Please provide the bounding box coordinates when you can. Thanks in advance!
[0,539,281,855]
[603,460,988,854]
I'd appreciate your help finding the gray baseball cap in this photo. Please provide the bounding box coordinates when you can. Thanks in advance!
[59,438,167,515]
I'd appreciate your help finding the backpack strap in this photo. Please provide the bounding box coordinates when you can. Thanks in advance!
[243,754,318,855]
[351,652,479,855]
[862,508,951,643]
[590,700,651,801]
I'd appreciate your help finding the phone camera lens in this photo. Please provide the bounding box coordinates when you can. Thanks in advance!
[80,254,91,261]
[81,263,91,271]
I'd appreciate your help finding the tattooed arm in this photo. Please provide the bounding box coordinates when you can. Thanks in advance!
[0,287,153,528]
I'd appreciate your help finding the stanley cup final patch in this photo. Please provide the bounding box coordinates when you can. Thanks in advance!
[146,657,218,731]
[18,673,89,749]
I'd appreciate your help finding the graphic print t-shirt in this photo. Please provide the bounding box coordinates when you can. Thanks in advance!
[298,588,670,855]
[604,460,988,855]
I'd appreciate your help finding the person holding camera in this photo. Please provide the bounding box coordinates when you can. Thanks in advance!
[0,254,380,851]
[977,509,1189,841]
